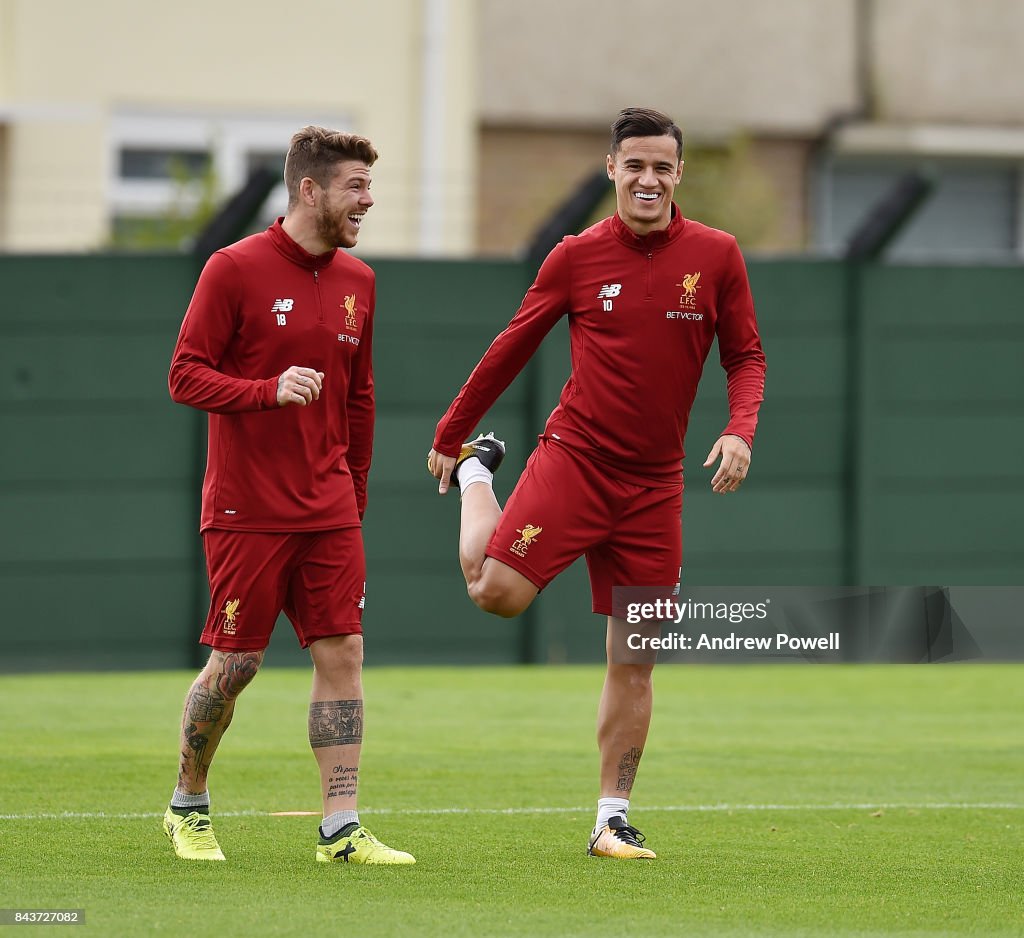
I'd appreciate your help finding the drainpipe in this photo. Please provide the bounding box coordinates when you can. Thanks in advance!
[418,0,447,255]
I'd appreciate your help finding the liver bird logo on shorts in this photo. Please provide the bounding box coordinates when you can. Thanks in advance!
[222,598,240,635]
[343,294,358,330]
[510,524,543,558]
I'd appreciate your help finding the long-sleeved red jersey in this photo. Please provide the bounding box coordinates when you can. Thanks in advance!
[169,220,375,532]
[434,207,765,487]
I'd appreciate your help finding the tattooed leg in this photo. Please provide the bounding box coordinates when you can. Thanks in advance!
[308,635,364,816]
[597,617,654,798]
[177,649,263,795]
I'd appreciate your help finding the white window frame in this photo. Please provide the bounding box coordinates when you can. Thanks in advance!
[821,122,1024,261]
[108,109,351,222]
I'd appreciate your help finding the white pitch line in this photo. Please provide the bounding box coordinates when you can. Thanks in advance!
[0,802,1020,821]
[0,808,266,821]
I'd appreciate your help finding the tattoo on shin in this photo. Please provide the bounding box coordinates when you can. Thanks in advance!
[616,746,643,792]
[175,653,261,793]
[326,764,359,801]
[309,699,364,749]
[178,684,228,790]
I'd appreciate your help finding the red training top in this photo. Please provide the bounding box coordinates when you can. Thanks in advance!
[434,207,766,486]
[169,219,375,532]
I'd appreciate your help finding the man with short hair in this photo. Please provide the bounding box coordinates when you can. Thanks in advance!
[165,125,413,865]
[427,107,766,859]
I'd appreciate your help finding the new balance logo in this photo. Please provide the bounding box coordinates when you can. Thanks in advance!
[271,298,294,312]
[597,284,622,299]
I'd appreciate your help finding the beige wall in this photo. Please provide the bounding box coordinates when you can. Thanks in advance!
[477,126,607,255]
[480,0,860,135]
[0,0,11,99]
[0,0,477,253]
[477,127,811,255]
[477,0,1024,254]
[3,0,1022,254]
[873,0,1024,123]
[481,0,1024,131]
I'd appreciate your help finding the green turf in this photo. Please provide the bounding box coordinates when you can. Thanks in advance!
[1,664,1021,937]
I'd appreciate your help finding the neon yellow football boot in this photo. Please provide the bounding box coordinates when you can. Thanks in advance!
[587,815,656,859]
[316,825,415,865]
[163,807,226,861]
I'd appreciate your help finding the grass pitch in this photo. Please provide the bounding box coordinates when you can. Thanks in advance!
[1,664,1021,937]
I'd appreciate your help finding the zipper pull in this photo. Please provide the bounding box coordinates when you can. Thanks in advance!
[314,270,319,282]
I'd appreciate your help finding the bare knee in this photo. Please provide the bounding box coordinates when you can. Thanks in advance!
[466,559,538,618]
[203,649,264,699]
[467,579,532,618]
[309,634,364,682]
[608,662,655,691]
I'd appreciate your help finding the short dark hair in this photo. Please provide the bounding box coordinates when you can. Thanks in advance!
[610,107,683,160]
[284,125,379,207]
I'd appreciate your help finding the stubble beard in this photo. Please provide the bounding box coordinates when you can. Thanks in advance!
[316,197,355,250]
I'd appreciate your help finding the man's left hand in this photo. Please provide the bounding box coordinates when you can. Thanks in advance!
[703,435,751,494]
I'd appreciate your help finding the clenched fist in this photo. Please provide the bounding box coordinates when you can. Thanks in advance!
[277,366,325,407]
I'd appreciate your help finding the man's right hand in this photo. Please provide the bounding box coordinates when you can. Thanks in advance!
[427,448,457,495]
[277,367,325,407]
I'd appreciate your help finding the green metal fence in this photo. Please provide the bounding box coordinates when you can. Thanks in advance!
[1,253,1021,670]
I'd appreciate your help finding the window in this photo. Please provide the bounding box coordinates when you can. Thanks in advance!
[108,111,349,247]
[119,148,211,181]
[817,156,1022,262]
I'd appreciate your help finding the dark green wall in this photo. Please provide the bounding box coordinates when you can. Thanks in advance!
[0,255,199,670]
[1,254,1021,671]
[857,266,1024,585]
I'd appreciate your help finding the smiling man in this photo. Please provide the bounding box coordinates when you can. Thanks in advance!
[427,107,766,859]
[164,126,413,866]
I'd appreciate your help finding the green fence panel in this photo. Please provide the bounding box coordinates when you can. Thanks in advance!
[1,254,1021,671]
[0,254,200,671]
[858,264,1024,585]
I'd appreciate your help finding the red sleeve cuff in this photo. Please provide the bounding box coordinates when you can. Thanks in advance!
[721,428,754,450]
[259,376,279,409]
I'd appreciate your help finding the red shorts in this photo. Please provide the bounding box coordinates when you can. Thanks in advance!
[200,527,366,651]
[486,439,682,616]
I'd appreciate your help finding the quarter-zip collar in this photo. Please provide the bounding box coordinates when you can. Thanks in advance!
[267,217,337,271]
[610,203,686,252]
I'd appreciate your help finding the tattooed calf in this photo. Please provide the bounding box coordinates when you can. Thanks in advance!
[327,766,359,800]
[308,699,364,749]
[616,746,643,792]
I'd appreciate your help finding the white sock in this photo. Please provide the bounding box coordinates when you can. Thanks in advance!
[595,797,629,834]
[321,809,360,839]
[170,788,209,810]
[456,455,493,492]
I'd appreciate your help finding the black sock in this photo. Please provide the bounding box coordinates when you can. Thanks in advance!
[169,803,209,817]
[320,821,359,841]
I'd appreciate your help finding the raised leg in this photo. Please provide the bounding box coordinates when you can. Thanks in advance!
[459,483,538,618]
